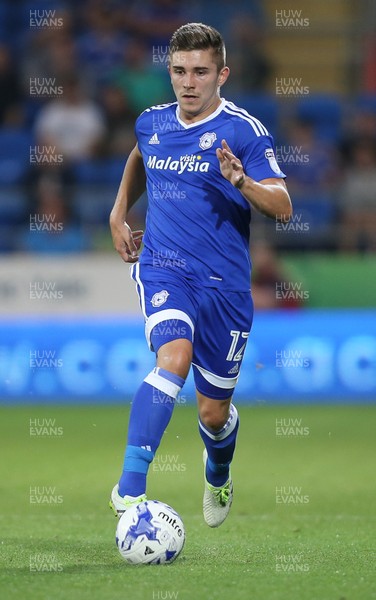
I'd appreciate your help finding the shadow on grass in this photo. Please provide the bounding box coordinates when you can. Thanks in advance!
[1,536,188,575]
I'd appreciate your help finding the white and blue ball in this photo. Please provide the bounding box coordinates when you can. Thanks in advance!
[116,500,185,565]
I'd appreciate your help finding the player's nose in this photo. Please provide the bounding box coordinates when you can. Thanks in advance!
[183,73,195,88]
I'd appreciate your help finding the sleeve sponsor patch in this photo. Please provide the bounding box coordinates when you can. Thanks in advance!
[265,149,282,175]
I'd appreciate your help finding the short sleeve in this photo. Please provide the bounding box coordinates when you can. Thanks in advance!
[238,128,286,182]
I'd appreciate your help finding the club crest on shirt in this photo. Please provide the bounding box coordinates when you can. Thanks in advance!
[151,290,169,307]
[199,132,217,150]
[265,148,282,174]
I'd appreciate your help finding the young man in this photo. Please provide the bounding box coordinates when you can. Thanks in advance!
[109,23,292,527]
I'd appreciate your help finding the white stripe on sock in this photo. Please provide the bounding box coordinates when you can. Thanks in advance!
[144,369,182,399]
[199,404,238,441]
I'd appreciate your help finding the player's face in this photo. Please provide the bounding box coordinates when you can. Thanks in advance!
[168,49,229,123]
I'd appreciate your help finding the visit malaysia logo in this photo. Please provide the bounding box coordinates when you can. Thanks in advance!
[147,154,210,175]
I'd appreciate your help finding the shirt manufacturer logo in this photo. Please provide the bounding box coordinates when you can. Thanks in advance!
[148,133,160,145]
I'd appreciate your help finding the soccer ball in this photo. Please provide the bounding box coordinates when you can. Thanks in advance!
[116,500,185,565]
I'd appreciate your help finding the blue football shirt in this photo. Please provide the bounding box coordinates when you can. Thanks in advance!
[135,98,285,292]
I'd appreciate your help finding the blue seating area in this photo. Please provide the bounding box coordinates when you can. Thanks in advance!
[295,94,342,142]
[283,195,338,250]
[0,128,34,184]
[0,89,375,251]
[231,93,279,134]
[72,184,119,225]
[73,159,125,186]
[0,185,28,251]
[0,185,27,221]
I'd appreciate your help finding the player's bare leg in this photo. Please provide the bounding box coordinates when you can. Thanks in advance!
[197,391,236,527]
[197,394,231,430]
[156,338,192,379]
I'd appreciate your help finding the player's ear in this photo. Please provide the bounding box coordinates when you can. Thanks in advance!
[218,66,230,87]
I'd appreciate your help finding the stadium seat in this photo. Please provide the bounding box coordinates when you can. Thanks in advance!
[270,194,337,251]
[295,95,342,142]
[230,93,279,134]
[24,98,45,128]
[72,184,119,225]
[0,226,16,252]
[354,94,376,113]
[291,195,336,232]
[0,128,33,184]
[73,158,125,185]
[0,175,26,253]
[0,5,10,40]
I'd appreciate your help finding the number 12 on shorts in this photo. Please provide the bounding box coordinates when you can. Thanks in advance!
[226,330,250,362]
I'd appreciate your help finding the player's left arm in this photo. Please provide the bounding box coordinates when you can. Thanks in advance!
[216,139,292,222]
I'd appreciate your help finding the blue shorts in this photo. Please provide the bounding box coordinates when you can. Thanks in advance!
[131,263,254,399]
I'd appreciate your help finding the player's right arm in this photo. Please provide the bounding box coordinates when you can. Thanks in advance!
[109,143,146,263]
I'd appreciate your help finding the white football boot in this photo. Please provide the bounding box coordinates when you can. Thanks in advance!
[202,449,233,527]
[109,484,147,518]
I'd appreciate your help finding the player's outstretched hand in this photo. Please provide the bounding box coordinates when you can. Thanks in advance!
[216,139,245,188]
[110,220,143,263]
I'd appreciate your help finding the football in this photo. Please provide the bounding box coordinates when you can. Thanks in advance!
[116,500,185,565]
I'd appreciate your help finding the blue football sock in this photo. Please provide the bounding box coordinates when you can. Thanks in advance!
[118,367,185,497]
[199,404,239,487]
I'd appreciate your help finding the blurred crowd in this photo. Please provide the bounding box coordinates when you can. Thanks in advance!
[0,0,376,256]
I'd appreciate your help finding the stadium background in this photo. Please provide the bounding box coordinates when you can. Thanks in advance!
[0,2,375,599]
[0,0,376,403]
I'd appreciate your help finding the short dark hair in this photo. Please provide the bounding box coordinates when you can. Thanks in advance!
[169,23,226,71]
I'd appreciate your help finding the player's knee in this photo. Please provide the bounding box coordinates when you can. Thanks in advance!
[157,339,192,379]
[199,403,229,431]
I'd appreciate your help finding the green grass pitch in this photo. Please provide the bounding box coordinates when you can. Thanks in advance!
[0,404,375,600]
